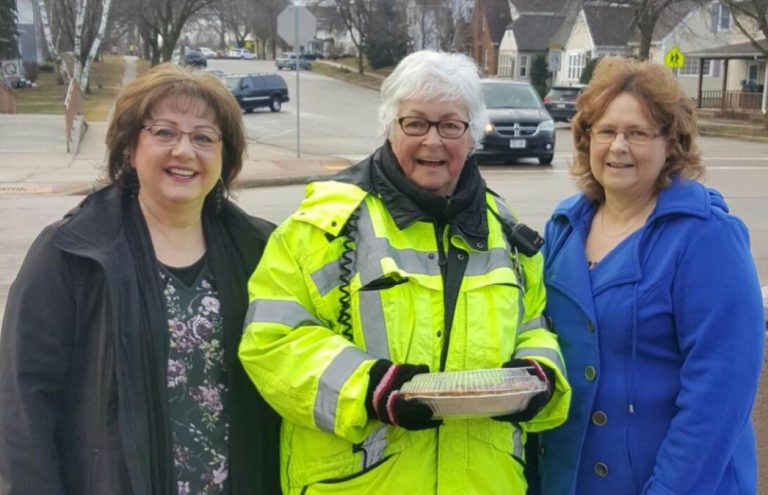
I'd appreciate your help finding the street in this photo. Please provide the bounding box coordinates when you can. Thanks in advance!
[0,58,766,492]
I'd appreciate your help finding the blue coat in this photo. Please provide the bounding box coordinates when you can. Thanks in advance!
[538,178,764,495]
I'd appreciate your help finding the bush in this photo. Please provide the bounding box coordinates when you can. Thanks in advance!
[580,57,601,85]
[530,55,549,98]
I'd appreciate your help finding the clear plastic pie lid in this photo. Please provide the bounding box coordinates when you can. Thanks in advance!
[400,368,547,419]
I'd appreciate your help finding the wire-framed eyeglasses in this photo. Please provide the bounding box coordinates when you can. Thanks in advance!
[397,116,470,139]
[589,126,663,145]
[141,124,222,150]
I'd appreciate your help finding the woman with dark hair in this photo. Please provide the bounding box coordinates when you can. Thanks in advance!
[536,56,764,494]
[0,63,281,494]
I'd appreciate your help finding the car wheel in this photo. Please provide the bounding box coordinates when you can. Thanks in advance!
[539,154,554,165]
[269,98,281,112]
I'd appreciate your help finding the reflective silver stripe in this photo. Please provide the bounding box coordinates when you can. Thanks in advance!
[492,195,518,224]
[359,425,388,469]
[314,346,370,433]
[513,347,566,376]
[310,202,441,297]
[513,425,523,459]
[244,299,321,330]
[464,247,514,276]
[359,290,390,359]
[519,316,550,334]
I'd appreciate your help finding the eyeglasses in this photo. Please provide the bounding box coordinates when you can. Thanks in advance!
[141,124,222,150]
[589,126,663,145]
[397,116,470,139]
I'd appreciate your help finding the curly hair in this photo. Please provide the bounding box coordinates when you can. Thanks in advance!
[571,57,703,201]
[105,63,246,193]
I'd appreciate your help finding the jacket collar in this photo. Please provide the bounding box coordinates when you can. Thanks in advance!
[370,142,490,247]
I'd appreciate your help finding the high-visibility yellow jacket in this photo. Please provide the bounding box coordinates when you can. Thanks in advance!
[240,152,570,495]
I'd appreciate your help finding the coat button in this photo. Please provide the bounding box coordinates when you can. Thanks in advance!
[436,330,442,337]
[591,410,608,426]
[457,253,465,261]
[584,366,597,381]
[587,320,595,332]
[594,462,609,477]
[428,253,436,260]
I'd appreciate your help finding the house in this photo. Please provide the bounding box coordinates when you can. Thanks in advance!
[471,0,511,75]
[307,4,357,58]
[553,4,635,84]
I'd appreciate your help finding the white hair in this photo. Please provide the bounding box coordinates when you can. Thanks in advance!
[378,50,489,150]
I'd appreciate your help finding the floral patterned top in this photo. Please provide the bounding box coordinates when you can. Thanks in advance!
[160,257,230,495]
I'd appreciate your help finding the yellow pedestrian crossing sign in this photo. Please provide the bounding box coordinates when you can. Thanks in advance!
[665,48,685,69]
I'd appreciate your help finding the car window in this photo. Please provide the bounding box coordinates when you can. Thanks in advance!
[482,84,542,109]
[224,76,242,91]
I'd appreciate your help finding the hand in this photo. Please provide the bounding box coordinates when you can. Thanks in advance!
[493,358,555,423]
[365,360,442,431]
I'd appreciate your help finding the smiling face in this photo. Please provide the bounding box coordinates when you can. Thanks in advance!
[131,96,222,215]
[389,99,473,197]
[589,92,669,203]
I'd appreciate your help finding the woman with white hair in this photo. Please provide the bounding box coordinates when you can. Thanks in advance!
[239,50,571,494]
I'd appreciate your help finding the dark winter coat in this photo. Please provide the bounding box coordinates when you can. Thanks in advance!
[0,185,281,495]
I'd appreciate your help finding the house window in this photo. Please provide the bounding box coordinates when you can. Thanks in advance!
[567,52,587,81]
[519,55,528,78]
[498,53,513,78]
[714,2,731,32]
[679,57,713,77]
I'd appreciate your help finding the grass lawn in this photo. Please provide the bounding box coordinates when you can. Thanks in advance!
[312,59,386,91]
[14,55,151,121]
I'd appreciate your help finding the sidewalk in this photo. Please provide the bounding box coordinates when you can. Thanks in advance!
[0,56,349,196]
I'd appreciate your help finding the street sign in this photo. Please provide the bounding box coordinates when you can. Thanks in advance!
[665,47,685,69]
[548,51,561,72]
[277,6,316,48]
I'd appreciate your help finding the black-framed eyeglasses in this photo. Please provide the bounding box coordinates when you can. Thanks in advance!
[396,116,470,139]
[141,124,222,150]
[589,126,663,145]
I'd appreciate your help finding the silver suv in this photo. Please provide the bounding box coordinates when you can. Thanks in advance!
[275,52,311,71]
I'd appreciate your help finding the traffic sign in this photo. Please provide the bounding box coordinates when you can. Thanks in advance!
[277,6,316,48]
[665,47,685,69]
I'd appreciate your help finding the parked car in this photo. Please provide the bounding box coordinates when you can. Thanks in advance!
[476,80,555,165]
[543,84,585,122]
[227,48,255,60]
[275,52,311,71]
[199,47,218,59]
[182,48,207,68]
[225,73,289,113]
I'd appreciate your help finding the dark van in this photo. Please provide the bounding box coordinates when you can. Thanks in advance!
[225,74,289,113]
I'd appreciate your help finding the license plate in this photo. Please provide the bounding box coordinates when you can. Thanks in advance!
[509,139,526,149]
[556,103,566,108]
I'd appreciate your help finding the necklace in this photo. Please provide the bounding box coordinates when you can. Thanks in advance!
[598,201,655,239]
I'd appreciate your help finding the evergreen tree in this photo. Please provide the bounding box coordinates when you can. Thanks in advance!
[580,57,601,85]
[0,0,19,59]
[365,0,410,70]
[530,55,549,98]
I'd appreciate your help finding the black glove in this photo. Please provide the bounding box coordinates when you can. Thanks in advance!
[365,360,442,431]
[493,358,555,423]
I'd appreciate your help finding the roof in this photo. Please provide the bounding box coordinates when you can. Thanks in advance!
[510,13,569,52]
[510,0,569,14]
[482,0,512,44]
[687,39,768,58]
[583,5,636,46]
[650,0,698,41]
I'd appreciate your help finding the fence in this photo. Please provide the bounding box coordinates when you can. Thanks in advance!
[699,90,763,112]
[0,82,16,114]
[64,79,84,153]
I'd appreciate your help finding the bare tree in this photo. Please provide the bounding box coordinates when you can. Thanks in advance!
[37,0,71,83]
[133,0,219,64]
[334,0,371,74]
[719,0,768,57]
[250,0,289,59]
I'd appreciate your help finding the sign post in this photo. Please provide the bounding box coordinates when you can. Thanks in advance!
[277,6,317,158]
